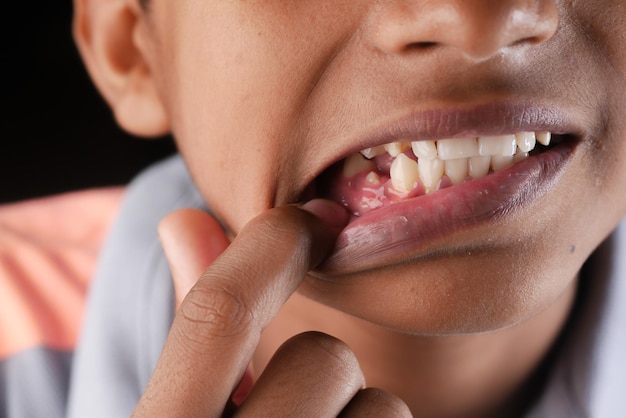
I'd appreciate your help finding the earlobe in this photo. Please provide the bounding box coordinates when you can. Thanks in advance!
[73,0,169,137]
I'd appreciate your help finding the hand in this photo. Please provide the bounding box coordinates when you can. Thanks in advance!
[132,200,410,417]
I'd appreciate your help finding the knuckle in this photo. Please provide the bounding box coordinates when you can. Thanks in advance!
[178,282,255,341]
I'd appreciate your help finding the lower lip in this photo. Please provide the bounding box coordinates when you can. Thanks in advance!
[316,142,573,275]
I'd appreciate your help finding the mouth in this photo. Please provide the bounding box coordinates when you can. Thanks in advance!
[298,103,581,274]
[309,131,559,216]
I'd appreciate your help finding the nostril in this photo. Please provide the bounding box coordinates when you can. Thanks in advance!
[512,37,540,48]
[405,41,438,52]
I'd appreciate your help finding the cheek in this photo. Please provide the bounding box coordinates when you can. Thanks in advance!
[179,139,279,234]
[155,22,289,231]
[579,98,626,221]
[152,4,350,233]
[149,1,370,234]
[570,1,626,216]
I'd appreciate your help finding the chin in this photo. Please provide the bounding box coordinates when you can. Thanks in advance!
[299,239,580,336]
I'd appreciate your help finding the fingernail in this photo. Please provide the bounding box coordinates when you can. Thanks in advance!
[300,199,350,228]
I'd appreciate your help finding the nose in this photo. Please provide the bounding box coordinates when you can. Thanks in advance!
[370,0,559,62]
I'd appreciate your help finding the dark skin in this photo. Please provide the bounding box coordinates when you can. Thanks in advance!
[136,201,410,417]
[73,0,626,416]
[133,201,574,418]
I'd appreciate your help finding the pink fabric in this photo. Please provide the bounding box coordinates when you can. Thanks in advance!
[0,188,123,359]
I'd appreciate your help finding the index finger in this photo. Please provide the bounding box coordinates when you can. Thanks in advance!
[133,200,348,418]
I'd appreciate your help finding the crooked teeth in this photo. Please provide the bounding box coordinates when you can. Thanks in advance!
[360,145,385,159]
[384,141,411,157]
[390,153,419,193]
[348,131,554,197]
[418,158,444,193]
[364,133,541,161]
[411,140,437,160]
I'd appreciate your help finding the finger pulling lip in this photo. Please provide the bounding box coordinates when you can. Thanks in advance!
[314,140,575,275]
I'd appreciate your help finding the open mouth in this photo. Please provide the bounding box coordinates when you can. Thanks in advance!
[294,102,583,274]
[303,130,575,274]
[306,132,562,217]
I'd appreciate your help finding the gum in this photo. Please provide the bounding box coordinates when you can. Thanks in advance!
[327,151,461,216]
[329,156,426,216]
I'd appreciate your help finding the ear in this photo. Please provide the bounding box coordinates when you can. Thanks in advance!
[73,0,169,137]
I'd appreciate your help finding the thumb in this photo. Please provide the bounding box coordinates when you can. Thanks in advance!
[158,209,230,310]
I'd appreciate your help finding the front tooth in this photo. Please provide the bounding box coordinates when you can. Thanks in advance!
[469,156,491,178]
[360,146,385,159]
[515,132,536,153]
[437,138,479,160]
[418,158,444,194]
[343,153,376,178]
[390,153,419,193]
[445,158,468,185]
[411,140,437,160]
[478,135,517,157]
[491,155,514,171]
[536,132,551,146]
[385,141,411,157]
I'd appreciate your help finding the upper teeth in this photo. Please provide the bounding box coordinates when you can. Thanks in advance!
[355,131,552,194]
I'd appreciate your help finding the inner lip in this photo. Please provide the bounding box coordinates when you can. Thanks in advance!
[300,132,570,218]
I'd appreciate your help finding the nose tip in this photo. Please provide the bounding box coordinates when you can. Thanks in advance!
[372,0,559,62]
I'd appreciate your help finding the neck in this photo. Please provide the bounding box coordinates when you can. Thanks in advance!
[254,282,576,418]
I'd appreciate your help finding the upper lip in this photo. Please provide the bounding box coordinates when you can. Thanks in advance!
[294,100,584,203]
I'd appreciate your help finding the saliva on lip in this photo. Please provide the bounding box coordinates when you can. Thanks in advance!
[333,132,552,216]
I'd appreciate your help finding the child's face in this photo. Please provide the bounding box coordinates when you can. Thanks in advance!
[137,0,626,334]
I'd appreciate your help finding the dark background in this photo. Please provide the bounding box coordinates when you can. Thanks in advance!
[1,1,176,204]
